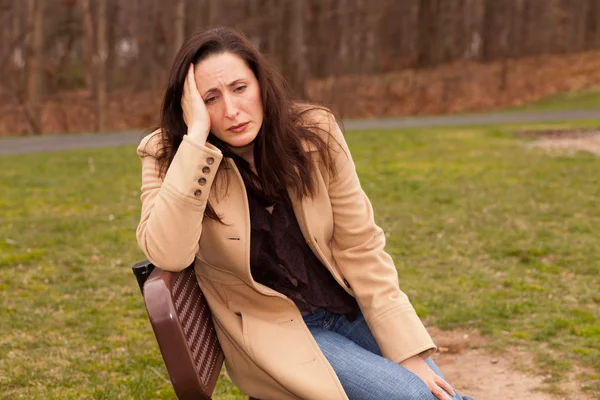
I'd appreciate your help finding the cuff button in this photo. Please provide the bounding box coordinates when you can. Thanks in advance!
[194,189,202,197]
[198,177,207,185]
[206,157,215,165]
[202,166,210,174]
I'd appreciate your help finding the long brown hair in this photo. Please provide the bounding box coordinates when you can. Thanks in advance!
[153,27,336,220]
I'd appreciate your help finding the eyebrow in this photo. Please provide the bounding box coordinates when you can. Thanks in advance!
[202,79,245,97]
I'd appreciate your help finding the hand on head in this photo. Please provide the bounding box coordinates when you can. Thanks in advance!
[182,64,211,145]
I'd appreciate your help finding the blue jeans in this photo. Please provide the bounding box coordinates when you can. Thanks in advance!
[303,308,474,400]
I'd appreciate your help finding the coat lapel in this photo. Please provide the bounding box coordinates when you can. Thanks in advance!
[200,159,252,282]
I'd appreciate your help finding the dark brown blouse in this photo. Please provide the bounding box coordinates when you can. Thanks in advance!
[227,152,359,317]
[247,187,359,317]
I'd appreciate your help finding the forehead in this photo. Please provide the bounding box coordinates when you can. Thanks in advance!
[194,52,254,91]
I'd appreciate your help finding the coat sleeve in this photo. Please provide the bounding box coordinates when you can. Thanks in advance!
[136,132,223,271]
[321,112,437,363]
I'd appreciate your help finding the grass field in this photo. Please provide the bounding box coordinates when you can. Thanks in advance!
[507,89,600,112]
[1,121,599,399]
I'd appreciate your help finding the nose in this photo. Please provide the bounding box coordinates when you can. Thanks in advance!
[223,94,239,120]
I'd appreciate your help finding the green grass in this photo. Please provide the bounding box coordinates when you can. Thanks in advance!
[507,88,600,112]
[1,121,599,399]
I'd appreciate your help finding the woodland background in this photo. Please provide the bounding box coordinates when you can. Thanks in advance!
[3,0,600,135]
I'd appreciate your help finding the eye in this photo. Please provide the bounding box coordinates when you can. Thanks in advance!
[204,96,217,105]
[234,85,246,93]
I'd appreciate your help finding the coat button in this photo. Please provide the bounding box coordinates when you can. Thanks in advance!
[198,177,207,185]
[206,157,215,165]
[202,166,210,174]
[194,189,202,197]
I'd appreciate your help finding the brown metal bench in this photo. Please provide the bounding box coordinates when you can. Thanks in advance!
[133,260,260,400]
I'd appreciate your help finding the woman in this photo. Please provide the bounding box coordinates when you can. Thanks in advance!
[136,27,472,400]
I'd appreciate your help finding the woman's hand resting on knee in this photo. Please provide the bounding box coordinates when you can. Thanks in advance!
[400,355,455,400]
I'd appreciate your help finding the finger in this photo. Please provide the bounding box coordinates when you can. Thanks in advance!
[186,64,194,84]
[181,67,192,124]
[187,64,200,94]
[431,385,453,400]
[182,65,192,101]
[183,65,193,95]
[434,375,456,397]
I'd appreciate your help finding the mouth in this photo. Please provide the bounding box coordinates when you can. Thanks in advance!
[228,122,249,132]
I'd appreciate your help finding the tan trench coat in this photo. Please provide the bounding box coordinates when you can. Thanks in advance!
[136,110,436,400]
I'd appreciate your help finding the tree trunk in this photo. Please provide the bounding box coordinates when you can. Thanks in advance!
[266,0,285,70]
[26,0,44,135]
[417,0,436,67]
[289,0,307,98]
[207,0,219,26]
[105,1,119,93]
[481,0,495,61]
[337,0,350,69]
[79,0,95,96]
[95,0,107,132]
[585,0,600,48]
[173,0,186,60]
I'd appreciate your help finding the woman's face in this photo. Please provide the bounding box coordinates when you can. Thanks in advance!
[193,52,264,149]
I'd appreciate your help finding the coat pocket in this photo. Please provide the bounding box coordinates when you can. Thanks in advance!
[236,310,348,399]
[237,310,315,366]
[225,302,348,399]
[239,311,255,360]
[226,301,255,360]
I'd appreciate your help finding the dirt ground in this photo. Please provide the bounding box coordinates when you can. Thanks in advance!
[429,327,592,400]
[519,127,600,156]
[430,128,599,400]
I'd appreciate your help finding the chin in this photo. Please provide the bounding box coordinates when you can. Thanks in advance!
[226,132,259,148]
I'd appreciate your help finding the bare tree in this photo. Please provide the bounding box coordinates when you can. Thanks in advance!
[289,0,307,98]
[266,0,285,69]
[585,0,600,48]
[79,0,95,95]
[417,0,437,67]
[207,0,220,27]
[26,0,45,134]
[95,0,107,132]
[173,0,186,60]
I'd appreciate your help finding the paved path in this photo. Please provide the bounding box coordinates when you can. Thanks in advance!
[2,109,600,155]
